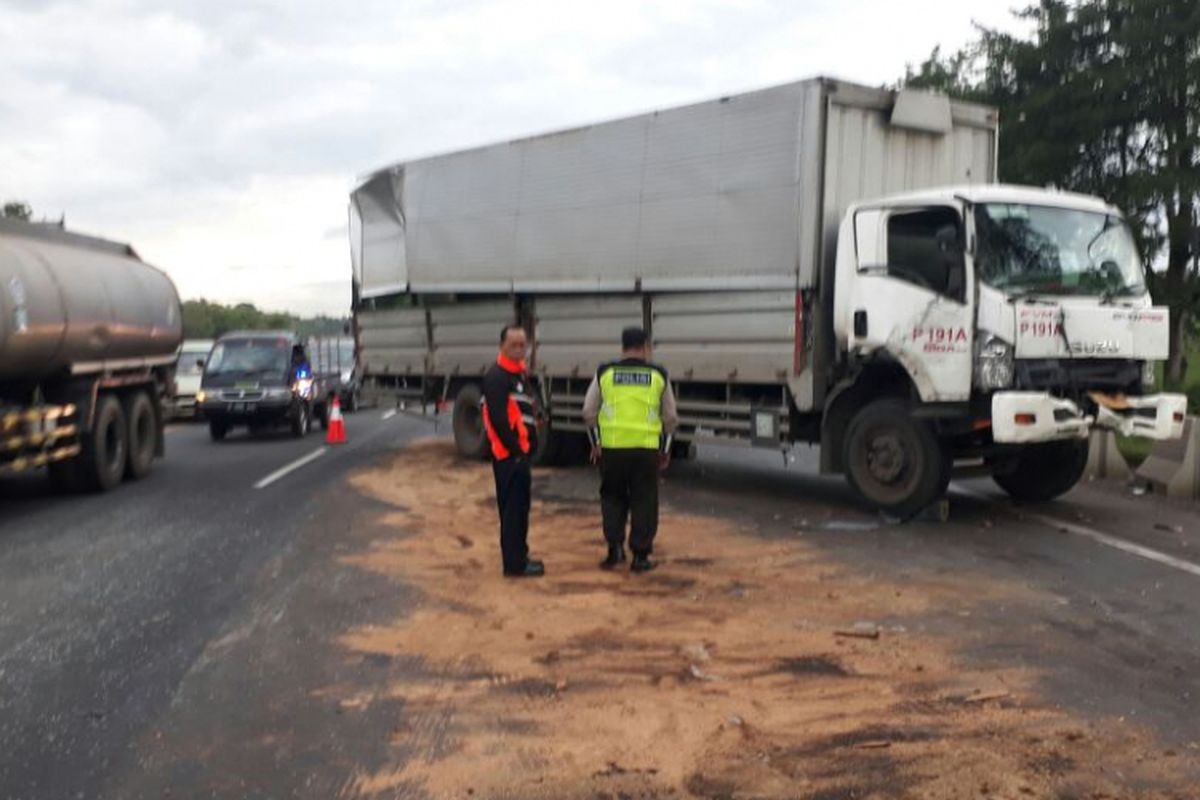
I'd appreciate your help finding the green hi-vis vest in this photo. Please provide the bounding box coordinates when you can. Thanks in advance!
[598,362,666,450]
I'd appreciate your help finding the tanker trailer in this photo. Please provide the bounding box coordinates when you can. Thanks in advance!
[0,219,183,491]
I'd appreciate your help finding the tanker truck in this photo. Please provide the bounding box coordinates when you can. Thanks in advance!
[0,219,182,491]
[348,77,1186,517]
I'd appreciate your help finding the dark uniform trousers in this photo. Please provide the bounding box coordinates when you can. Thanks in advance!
[599,448,659,555]
[492,456,532,572]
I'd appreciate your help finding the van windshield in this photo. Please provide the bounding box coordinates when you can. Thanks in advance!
[177,348,210,376]
[205,338,291,378]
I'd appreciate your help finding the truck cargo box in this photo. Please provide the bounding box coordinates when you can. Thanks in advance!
[351,77,997,299]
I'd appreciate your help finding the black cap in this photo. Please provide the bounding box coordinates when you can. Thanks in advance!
[622,326,648,350]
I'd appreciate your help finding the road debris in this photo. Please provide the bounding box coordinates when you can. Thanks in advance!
[834,622,881,640]
[963,690,1012,704]
[334,440,1196,799]
[854,740,892,750]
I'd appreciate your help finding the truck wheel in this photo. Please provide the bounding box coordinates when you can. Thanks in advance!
[843,398,946,518]
[993,439,1088,503]
[670,440,696,461]
[452,384,491,460]
[555,432,591,467]
[124,390,157,480]
[291,402,311,438]
[77,394,128,492]
[531,422,562,466]
[209,420,229,441]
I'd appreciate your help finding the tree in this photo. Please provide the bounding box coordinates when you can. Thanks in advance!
[2,201,33,221]
[181,298,347,340]
[901,0,1200,386]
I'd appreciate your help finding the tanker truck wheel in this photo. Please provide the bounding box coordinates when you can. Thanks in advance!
[452,384,490,460]
[77,394,128,492]
[123,390,157,480]
[843,398,946,519]
[993,439,1089,503]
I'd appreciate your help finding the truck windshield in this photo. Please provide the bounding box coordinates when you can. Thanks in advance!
[974,204,1146,298]
[205,338,290,378]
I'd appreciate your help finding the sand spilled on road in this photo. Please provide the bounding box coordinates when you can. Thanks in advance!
[333,440,1190,799]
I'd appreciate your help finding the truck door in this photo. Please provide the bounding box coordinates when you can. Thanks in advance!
[849,205,973,402]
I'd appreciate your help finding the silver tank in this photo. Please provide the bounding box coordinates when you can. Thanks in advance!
[0,220,183,382]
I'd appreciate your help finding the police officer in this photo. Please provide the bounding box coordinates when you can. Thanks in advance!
[582,326,679,573]
[482,324,545,578]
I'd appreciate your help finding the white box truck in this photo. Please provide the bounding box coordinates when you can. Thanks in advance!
[348,77,1186,516]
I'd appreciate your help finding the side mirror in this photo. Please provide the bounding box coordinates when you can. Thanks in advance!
[196,359,206,370]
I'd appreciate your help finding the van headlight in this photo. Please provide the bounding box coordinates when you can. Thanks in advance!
[974,334,1014,391]
[196,390,207,404]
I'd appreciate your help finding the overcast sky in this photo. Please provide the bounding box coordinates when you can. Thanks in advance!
[1,0,1025,316]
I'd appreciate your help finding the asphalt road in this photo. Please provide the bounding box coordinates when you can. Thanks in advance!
[0,408,434,800]
[1,417,1199,797]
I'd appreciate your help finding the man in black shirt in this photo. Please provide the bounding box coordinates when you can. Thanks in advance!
[481,324,545,578]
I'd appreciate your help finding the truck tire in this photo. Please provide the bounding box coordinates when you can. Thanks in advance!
[993,439,1088,503]
[77,394,128,492]
[452,384,490,460]
[209,420,229,441]
[670,440,696,461]
[843,398,947,518]
[291,402,311,438]
[556,432,591,467]
[531,422,562,466]
[123,390,157,480]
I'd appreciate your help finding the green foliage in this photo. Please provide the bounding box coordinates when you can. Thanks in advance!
[2,201,33,221]
[182,299,346,340]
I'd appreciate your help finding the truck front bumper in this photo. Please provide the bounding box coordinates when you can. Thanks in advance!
[992,391,1187,444]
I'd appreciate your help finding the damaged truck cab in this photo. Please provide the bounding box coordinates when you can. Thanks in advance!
[827,184,1185,513]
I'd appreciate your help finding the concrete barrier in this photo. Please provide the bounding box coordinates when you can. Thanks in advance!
[1135,416,1200,499]
[1085,428,1132,481]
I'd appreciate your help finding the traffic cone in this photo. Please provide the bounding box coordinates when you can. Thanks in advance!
[326,395,347,444]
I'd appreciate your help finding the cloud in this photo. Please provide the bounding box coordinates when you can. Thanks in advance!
[0,0,1026,316]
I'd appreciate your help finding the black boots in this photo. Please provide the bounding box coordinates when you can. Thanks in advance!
[600,545,626,570]
[504,558,545,578]
[600,544,655,573]
[630,552,657,573]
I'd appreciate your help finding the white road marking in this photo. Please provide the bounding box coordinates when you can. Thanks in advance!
[381,409,397,421]
[952,484,1200,580]
[254,447,328,489]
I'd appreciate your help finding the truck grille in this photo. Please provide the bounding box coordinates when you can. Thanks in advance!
[1014,358,1141,397]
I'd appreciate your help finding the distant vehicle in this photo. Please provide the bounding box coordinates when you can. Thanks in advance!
[308,335,359,423]
[196,331,318,440]
[0,219,182,491]
[172,339,214,419]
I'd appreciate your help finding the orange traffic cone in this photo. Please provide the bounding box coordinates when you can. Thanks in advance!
[326,395,347,444]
